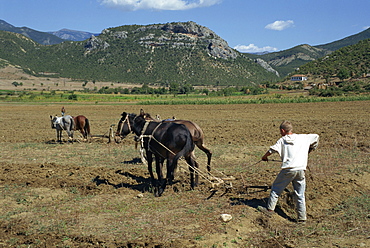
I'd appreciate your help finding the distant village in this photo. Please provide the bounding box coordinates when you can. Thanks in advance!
[284,73,370,90]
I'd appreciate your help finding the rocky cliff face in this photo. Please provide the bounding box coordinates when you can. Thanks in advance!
[84,35,110,54]
[255,58,279,76]
[95,21,239,60]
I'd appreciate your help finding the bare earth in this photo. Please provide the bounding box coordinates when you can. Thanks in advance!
[0,102,369,247]
[0,65,137,91]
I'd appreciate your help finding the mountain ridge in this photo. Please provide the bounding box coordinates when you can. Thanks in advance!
[1,19,370,84]
[0,21,279,85]
[0,19,64,45]
[246,27,370,77]
[48,28,99,41]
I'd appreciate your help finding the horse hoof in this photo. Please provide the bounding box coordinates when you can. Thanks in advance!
[154,187,164,197]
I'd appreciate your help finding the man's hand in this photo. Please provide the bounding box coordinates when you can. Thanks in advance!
[261,151,271,161]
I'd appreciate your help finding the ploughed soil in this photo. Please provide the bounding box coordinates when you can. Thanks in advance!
[0,102,369,247]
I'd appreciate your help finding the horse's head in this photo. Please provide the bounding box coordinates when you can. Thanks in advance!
[50,115,59,129]
[115,112,136,141]
[130,109,150,136]
[139,109,155,121]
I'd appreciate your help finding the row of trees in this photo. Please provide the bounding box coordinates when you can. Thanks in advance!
[309,81,370,97]
[94,83,268,96]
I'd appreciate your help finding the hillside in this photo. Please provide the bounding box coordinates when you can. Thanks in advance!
[0,22,278,86]
[247,28,370,77]
[247,44,329,77]
[297,39,370,78]
[316,27,370,51]
[0,19,64,45]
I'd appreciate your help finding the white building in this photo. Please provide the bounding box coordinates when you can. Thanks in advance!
[291,74,307,81]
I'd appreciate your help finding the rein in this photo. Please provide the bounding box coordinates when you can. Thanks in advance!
[137,119,226,188]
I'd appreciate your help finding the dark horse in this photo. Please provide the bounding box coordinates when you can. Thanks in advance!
[116,110,212,171]
[129,109,199,196]
[73,115,91,141]
[50,115,75,142]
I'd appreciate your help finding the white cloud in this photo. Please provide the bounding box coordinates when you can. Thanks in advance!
[100,0,222,11]
[265,20,294,31]
[234,44,278,53]
[364,26,370,30]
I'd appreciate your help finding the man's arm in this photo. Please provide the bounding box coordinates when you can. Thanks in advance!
[308,135,319,153]
[262,150,272,161]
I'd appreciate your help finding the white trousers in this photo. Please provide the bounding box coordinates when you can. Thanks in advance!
[267,170,306,221]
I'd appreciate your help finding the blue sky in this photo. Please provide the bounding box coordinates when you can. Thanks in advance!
[1,0,369,53]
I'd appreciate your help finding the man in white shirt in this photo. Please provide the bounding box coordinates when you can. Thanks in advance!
[258,120,319,223]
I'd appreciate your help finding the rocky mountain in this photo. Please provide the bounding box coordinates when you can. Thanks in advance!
[0,21,278,85]
[48,29,99,41]
[0,19,64,45]
[2,18,369,84]
[247,44,329,77]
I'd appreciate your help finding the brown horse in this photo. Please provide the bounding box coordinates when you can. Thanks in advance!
[73,115,91,141]
[116,110,212,171]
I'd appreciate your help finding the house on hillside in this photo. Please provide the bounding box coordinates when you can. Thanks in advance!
[291,74,307,81]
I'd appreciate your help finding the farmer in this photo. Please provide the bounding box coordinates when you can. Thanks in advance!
[258,120,319,223]
[61,106,66,116]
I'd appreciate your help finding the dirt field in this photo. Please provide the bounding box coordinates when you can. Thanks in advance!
[0,65,137,91]
[0,102,369,247]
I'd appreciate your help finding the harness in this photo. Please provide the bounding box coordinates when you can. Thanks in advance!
[135,116,230,189]
[139,120,175,160]
[118,114,132,137]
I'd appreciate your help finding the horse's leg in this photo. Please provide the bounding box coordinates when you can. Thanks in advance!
[195,140,212,172]
[80,128,86,140]
[66,128,73,143]
[166,155,175,185]
[153,156,166,197]
[83,123,88,140]
[186,153,199,189]
[57,129,61,142]
[146,151,156,192]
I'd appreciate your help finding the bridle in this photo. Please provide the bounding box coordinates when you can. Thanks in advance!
[117,114,132,137]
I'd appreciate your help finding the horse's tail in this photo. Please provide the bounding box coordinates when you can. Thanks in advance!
[70,117,75,134]
[85,118,91,137]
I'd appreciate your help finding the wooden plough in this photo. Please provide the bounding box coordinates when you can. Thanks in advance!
[90,124,116,143]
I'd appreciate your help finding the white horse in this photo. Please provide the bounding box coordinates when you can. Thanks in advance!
[50,115,75,142]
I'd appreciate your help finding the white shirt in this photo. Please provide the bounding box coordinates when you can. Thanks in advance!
[269,133,319,171]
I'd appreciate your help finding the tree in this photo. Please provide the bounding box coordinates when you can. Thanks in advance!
[337,68,350,81]
[169,82,179,95]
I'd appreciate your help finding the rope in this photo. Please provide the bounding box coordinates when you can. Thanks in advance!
[137,120,233,188]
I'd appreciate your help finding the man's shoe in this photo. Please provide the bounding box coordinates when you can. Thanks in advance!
[257,206,274,216]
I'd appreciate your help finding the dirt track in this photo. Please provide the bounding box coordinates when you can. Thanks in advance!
[0,102,369,247]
